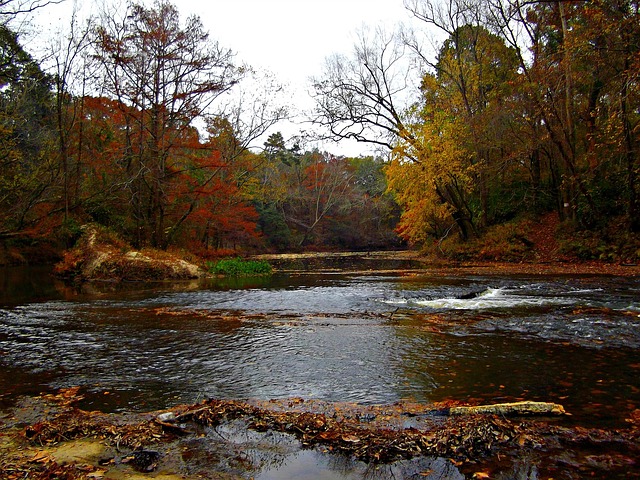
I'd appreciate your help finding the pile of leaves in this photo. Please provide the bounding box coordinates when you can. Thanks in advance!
[180,399,526,464]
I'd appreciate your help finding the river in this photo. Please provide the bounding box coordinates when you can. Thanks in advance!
[1,264,639,478]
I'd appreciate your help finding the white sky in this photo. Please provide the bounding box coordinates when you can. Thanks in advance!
[181,0,408,85]
[28,0,416,156]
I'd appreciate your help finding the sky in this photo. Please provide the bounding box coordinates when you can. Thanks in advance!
[180,0,408,86]
[29,0,416,156]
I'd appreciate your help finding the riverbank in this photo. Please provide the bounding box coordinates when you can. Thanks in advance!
[253,250,640,277]
[2,389,638,479]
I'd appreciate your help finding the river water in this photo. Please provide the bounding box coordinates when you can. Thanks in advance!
[1,265,639,433]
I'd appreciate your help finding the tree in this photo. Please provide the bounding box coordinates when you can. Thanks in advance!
[0,0,63,24]
[252,133,400,250]
[386,18,521,242]
[0,23,56,236]
[488,0,639,231]
[311,27,418,158]
[46,5,93,229]
[387,81,476,244]
[343,156,402,249]
[92,0,241,247]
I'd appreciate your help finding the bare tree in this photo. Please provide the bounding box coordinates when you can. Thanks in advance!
[311,27,419,160]
[0,0,64,24]
[45,4,93,224]
[212,68,289,162]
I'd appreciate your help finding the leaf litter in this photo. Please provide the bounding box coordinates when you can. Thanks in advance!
[1,387,639,479]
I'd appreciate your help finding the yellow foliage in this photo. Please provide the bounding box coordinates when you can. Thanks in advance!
[386,88,475,244]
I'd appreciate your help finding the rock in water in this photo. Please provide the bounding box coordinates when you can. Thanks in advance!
[130,449,161,472]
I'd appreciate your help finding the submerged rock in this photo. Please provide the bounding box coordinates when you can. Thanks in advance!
[126,449,162,472]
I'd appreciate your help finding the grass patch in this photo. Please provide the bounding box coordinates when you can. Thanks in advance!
[206,257,272,276]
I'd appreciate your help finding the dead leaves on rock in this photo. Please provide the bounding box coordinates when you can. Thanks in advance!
[4,393,640,479]
[178,399,526,464]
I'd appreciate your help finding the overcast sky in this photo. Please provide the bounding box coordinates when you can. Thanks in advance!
[181,0,408,84]
[31,0,417,155]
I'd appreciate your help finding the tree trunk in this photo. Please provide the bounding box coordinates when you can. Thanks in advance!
[621,57,639,232]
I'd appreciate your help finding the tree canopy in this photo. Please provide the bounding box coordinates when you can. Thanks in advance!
[0,0,637,262]
[313,0,640,259]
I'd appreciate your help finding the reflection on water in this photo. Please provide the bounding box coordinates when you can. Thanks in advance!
[0,268,639,432]
[179,417,465,480]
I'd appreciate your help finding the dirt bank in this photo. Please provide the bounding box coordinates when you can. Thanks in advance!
[53,224,204,282]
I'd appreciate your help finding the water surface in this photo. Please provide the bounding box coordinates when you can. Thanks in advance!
[1,266,638,431]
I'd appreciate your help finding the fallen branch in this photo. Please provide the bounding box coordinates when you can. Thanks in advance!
[448,401,566,416]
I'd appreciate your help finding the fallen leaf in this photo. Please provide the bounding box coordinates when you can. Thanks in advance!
[341,434,360,443]
[473,473,490,479]
[30,451,51,463]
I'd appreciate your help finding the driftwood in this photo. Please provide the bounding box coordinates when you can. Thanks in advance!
[448,401,566,416]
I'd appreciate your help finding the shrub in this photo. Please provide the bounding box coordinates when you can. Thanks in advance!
[425,219,536,262]
[206,257,272,276]
[558,220,640,263]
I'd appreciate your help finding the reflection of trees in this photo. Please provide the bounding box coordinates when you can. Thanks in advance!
[324,452,466,480]
[189,418,468,480]
[182,420,296,475]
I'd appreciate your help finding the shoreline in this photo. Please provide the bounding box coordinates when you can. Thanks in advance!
[253,250,640,277]
[2,392,639,480]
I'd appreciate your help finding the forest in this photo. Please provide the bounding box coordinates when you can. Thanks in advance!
[0,0,638,263]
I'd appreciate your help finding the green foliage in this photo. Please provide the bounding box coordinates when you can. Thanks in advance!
[206,257,272,276]
[58,217,84,247]
[255,202,292,250]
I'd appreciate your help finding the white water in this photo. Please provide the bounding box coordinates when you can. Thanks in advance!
[383,286,575,310]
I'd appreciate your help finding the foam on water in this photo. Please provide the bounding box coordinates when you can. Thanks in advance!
[383,287,574,311]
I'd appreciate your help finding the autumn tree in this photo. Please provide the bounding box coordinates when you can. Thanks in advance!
[254,133,400,250]
[487,0,639,232]
[0,23,56,236]
[387,84,475,244]
[260,144,355,247]
[91,0,241,248]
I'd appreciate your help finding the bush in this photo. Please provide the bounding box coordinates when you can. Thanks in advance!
[558,219,640,263]
[206,257,272,276]
[425,219,536,262]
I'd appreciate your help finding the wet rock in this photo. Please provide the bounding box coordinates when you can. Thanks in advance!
[157,412,177,423]
[457,291,481,300]
[125,449,161,472]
